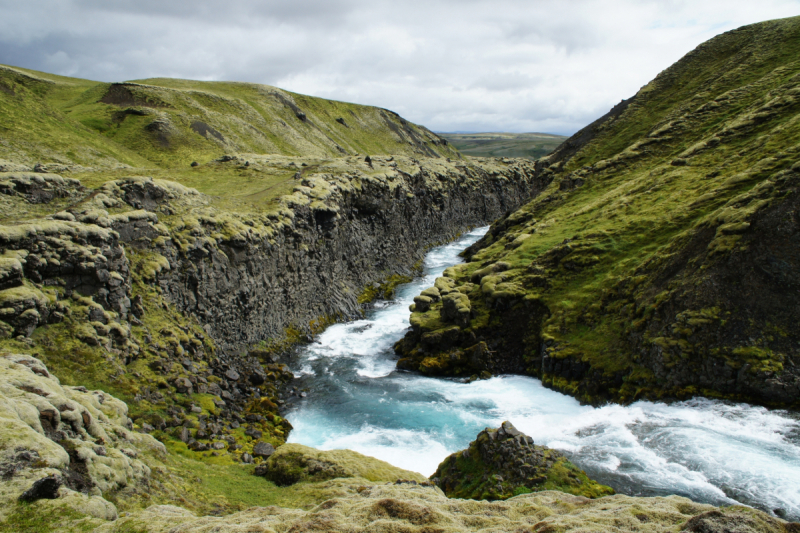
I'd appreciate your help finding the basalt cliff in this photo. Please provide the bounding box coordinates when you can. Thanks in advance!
[1,15,799,533]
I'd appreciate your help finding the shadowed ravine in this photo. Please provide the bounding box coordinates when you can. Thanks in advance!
[286,227,800,521]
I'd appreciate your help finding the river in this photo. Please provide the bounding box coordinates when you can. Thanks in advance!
[285,227,800,521]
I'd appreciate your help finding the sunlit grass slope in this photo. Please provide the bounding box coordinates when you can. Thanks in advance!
[0,64,460,173]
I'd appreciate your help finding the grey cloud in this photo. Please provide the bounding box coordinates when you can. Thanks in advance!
[1,0,799,135]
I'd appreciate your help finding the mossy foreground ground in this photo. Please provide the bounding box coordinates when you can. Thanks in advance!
[1,355,797,533]
[397,16,800,408]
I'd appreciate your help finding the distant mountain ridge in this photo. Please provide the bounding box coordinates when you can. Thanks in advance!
[439,131,567,160]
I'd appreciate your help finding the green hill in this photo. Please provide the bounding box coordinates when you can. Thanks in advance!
[439,132,567,159]
[0,65,459,172]
[396,15,800,408]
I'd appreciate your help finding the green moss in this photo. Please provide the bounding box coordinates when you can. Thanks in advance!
[358,273,413,304]
[1,503,100,533]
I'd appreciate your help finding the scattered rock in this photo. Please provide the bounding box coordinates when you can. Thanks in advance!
[248,372,266,386]
[245,427,263,440]
[188,440,208,452]
[252,441,275,458]
[18,474,61,502]
[173,377,192,394]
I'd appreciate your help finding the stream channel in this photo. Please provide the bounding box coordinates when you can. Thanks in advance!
[285,227,800,520]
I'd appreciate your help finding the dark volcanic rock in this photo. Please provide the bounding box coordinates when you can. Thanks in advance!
[148,160,549,355]
[252,441,275,458]
[19,474,61,502]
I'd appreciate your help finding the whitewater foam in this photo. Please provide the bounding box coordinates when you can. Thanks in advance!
[286,227,800,520]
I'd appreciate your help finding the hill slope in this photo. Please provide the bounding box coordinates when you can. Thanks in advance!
[0,65,459,171]
[396,16,800,408]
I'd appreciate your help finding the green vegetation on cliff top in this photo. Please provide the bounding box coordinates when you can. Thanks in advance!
[398,15,800,407]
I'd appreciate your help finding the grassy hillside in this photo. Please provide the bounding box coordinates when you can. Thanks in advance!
[0,64,459,173]
[396,16,800,408]
[439,132,566,159]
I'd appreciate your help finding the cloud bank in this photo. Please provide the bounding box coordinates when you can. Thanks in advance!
[1,0,799,134]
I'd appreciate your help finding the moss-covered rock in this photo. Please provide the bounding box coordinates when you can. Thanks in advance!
[95,486,798,533]
[0,354,165,525]
[254,443,429,486]
[432,421,614,501]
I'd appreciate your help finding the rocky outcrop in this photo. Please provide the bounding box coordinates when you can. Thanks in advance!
[432,422,613,501]
[0,157,547,357]
[0,354,165,522]
[253,443,429,486]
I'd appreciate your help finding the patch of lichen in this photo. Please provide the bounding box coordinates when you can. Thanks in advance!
[398,16,800,407]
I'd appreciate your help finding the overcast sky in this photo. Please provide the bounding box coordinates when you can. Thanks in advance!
[1,1,798,135]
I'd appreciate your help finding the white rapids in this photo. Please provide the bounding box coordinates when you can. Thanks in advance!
[285,227,800,521]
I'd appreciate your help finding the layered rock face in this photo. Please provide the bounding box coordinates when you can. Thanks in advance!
[150,157,550,354]
[0,157,545,357]
[432,421,613,501]
[0,156,548,465]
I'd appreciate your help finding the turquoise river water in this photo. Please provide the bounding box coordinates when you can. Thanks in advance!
[285,227,800,521]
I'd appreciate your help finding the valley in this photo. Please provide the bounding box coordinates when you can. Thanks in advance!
[0,14,799,533]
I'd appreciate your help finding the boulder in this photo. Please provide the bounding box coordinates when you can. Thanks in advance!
[432,421,614,500]
[19,474,61,502]
[252,441,275,458]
